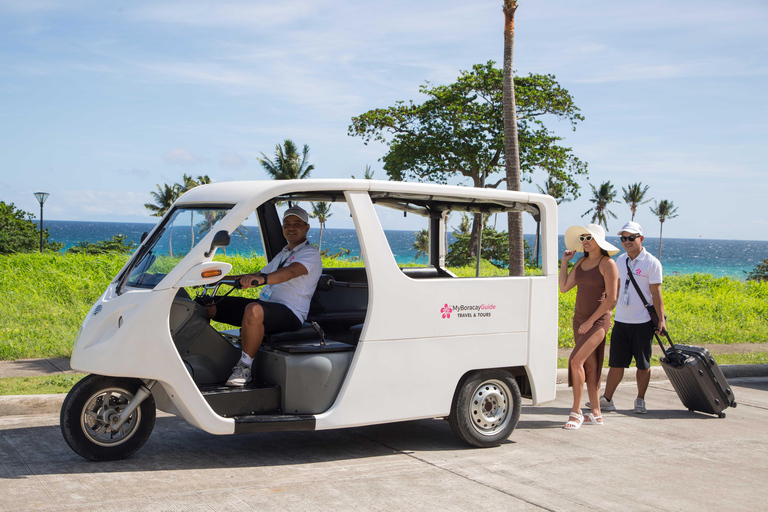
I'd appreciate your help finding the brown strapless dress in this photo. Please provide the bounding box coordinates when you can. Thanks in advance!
[568,257,612,387]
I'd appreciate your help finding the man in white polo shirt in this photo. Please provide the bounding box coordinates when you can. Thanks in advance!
[205,205,322,387]
[589,221,666,414]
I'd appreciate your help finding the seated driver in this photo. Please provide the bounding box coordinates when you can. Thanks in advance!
[205,205,321,387]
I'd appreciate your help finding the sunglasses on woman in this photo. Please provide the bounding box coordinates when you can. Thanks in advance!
[620,235,640,242]
[578,235,593,242]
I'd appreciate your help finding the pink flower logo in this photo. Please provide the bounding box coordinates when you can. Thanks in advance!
[441,304,453,319]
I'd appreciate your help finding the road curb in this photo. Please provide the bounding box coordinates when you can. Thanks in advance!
[2,365,767,417]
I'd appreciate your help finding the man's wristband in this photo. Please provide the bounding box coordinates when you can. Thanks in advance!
[259,272,268,285]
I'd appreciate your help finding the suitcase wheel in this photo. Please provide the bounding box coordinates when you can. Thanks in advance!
[718,412,726,419]
[732,402,737,408]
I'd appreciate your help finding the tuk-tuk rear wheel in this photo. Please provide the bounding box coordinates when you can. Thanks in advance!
[60,374,156,461]
[448,369,521,448]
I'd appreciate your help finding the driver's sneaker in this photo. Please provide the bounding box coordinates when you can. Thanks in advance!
[634,398,648,414]
[585,395,616,412]
[225,362,252,387]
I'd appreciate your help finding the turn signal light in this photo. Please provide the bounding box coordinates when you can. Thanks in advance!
[201,269,223,278]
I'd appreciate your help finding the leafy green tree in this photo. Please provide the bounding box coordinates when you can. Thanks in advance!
[310,201,333,252]
[582,181,618,230]
[622,182,652,221]
[349,61,587,264]
[650,199,679,259]
[446,227,532,269]
[0,201,63,254]
[67,234,136,255]
[745,259,768,282]
[259,140,314,180]
[412,229,430,263]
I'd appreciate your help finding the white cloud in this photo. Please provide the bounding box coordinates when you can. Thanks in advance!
[57,190,150,219]
[162,148,207,166]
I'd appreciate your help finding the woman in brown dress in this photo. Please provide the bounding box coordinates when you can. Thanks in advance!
[559,224,619,429]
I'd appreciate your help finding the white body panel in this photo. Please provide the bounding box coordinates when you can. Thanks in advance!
[70,179,558,435]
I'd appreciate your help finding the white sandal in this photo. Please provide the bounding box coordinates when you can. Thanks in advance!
[584,413,604,425]
[563,412,584,430]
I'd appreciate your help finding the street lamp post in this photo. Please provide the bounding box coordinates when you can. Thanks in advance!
[33,192,50,253]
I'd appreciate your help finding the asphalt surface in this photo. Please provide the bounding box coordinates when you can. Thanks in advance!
[1,376,767,511]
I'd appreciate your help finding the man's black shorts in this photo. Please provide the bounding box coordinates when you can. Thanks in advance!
[210,297,302,334]
[609,320,655,370]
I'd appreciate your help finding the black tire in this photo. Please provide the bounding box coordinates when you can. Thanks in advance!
[718,412,726,419]
[60,374,156,461]
[448,369,521,448]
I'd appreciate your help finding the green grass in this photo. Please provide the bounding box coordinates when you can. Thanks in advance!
[557,352,768,369]
[0,373,86,395]
[1,253,767,361]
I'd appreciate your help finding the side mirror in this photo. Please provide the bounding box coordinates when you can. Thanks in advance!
[204,230,230,257]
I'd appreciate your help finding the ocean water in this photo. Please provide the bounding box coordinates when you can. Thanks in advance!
[42,220,768,280]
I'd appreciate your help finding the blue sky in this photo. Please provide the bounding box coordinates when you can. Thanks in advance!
[1,0,766,241]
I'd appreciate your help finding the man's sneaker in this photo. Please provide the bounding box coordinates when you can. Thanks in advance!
[225,362,252,387]
[634,398,648,414]
[585,395,616,412]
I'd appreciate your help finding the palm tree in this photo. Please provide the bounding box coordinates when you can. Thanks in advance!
[351,165,375,179]
[145,183,181,256]
[536,176,572,205]
[650,199,679,259]
[258,140,314,180]
[310,202,333,252]
[622,182,652,221]
[535,177,572,266]
[582,181,618,230]
[503,0,523,277]
[412,229,430,263]
[456,213,471,235]
[176,175,212,250]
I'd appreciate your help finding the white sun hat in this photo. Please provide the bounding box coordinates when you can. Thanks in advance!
[564,223,620,256]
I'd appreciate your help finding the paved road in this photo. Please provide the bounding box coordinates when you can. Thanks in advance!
[2,378,767,512]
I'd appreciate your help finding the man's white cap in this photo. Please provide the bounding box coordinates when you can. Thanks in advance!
[283,206,309,223]
[617,221,643,236]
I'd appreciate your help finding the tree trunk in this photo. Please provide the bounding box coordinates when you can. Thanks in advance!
[658,222,664,259]
[503,1,524,276]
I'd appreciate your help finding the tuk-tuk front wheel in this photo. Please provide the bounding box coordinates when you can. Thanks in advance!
[60,375,156,461]
[448,370,521,448]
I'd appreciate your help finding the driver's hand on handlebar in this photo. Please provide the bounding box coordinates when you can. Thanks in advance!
[237,273,262,290]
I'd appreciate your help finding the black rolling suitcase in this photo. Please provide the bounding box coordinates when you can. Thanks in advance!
[657,332,737,418]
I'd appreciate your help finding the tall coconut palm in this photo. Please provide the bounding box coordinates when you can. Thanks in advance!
[352,165,375,179]
[536,176,572,205]
[176,175,212,250]
[622,182,652,221]
[650,199,679,260]
[412,229,430,263]
[258,140,314,180]
[145,182,181,256]
[582,181,618,230]
[310,201,333,252]
[502,0,523,277]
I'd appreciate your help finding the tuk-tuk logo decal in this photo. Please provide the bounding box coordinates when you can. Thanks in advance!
[443,303,497,319]
[93,305,102,315]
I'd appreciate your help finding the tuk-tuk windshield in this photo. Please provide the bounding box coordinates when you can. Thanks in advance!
[121,206,231,290]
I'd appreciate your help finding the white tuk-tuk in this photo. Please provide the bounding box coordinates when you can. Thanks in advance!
[60,179,558,460]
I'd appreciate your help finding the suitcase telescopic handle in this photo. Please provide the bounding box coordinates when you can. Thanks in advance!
[654,330,683,360]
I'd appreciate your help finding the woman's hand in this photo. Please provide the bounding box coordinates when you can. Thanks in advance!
[577,320,594,336]
[562,250,577,263]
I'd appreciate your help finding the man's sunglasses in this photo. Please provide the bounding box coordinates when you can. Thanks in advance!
[620,235,641,242]
[578,235,593,242]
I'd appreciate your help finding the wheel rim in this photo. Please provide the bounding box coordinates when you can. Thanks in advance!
[80,387,141,447]
[468,379,512,437]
